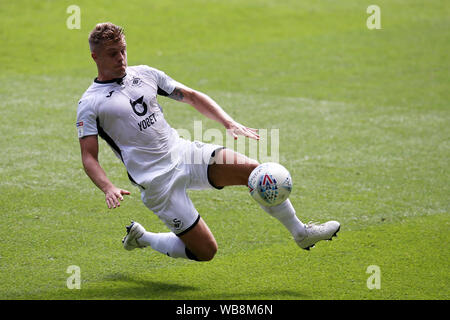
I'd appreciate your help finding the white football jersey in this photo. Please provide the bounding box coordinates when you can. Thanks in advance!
[76,65,185,188]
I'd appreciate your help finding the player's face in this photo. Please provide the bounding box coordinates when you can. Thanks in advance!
[94,40,127,79]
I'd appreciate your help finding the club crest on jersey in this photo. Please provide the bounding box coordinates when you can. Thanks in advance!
[131,77,142,87]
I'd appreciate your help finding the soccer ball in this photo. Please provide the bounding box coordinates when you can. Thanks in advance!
[248,162,292,207]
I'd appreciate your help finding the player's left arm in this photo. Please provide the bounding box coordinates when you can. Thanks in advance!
[166,86,259,140]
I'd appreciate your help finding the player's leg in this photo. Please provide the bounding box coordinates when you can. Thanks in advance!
[208,148,340,250]
[123,171,218,261]
[123,217,217,261]
[208,148,307,238]
[177,217,217,261]
[207,148,259,186]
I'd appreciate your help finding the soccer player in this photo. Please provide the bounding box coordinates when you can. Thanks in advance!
[77,22,340,262]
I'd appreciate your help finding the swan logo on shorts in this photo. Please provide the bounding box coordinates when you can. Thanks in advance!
[172,218,183,231]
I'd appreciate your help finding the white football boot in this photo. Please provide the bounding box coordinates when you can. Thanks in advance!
[122,221,146,251]
[295,221,340,250]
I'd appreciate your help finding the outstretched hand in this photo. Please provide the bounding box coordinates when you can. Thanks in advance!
[104,186,131,209]
[225,121,260,140]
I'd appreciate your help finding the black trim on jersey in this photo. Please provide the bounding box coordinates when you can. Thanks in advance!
[94,74,127,85]
[207,148,226,190]
[175,214,201,237]
[157,86,169,96]
[96,118,145,190]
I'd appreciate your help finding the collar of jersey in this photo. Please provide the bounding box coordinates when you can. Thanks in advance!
[94,73,127,84]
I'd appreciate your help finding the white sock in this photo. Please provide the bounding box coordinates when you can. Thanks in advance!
[260,199,306,239]
[137,232,192,259]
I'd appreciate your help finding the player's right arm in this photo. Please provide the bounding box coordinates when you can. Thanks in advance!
[149,66,259,141]
[79,135,130,209]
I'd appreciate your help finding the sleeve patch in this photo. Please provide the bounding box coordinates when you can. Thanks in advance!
[76,121,84,138]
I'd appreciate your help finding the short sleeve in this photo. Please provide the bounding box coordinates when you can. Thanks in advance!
[155,69,177,96]
[138,65,178,96]
[76,98,98,138]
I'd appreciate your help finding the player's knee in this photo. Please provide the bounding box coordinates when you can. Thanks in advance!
[245,159,260,179]
[235,160,259,186]
[197,240,218,261]
[249,159,259,170]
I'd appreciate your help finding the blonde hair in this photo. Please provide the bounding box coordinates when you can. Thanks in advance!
[88,22,125,52]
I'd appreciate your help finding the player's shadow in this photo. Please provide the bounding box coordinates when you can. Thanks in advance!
[95,273,308,300]
[83,273,308,300]
[86,273,198,299]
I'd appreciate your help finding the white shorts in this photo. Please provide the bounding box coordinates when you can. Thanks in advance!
[140,140,224,235]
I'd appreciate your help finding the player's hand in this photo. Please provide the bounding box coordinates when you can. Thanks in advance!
[225,121,260,140]
[104,187,131,209]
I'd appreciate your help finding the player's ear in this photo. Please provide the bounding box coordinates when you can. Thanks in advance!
[91,51,97,61]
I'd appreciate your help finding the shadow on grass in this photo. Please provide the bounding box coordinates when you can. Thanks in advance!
[11,273,197,300]
[90,273,309,300]
[11,273,308,300]
[79,273,199,299]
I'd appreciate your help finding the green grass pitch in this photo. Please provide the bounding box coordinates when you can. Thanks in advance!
[0,0,448,300]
